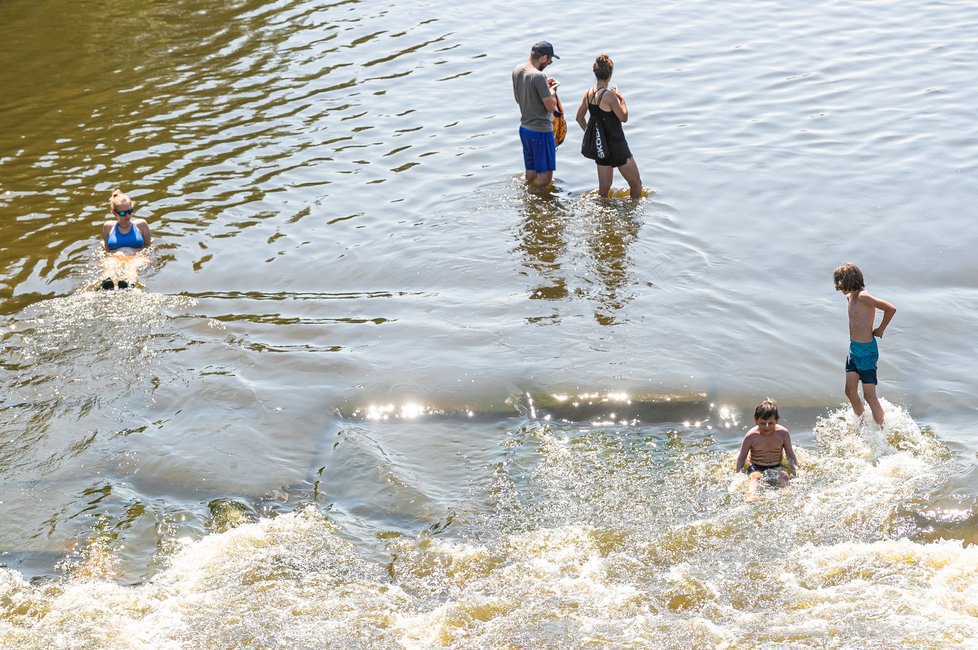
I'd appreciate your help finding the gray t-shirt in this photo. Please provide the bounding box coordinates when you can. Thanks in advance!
[512,62,553,133]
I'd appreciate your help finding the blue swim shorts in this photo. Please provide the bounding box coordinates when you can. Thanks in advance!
[845,339,879,385]
[519,126,556,174]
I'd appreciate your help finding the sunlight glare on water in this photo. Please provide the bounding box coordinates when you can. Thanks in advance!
[2,0,978,647]
[1,401,973,648]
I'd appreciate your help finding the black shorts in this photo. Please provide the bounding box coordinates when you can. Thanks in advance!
[845,355,878,384]
[747,463,784,474]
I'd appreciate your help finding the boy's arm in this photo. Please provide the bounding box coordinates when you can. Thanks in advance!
[735,435,752,472]
[781,428,798,471]
[861,291,896,338]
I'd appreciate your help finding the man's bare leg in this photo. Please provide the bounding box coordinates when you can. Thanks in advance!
[529,170,553,189]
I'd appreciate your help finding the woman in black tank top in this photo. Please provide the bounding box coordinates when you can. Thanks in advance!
[574,54,643,199]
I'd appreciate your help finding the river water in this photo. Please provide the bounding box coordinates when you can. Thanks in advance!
[2,0,978,647]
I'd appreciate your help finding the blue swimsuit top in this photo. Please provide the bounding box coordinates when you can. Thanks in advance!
[106,223,144,250]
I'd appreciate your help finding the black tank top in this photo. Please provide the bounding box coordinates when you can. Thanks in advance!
[587,88,632,167]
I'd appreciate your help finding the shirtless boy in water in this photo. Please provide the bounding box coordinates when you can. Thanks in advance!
[735,399,797,490]
[834,263,896,426]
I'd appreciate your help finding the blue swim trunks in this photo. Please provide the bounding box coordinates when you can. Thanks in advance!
[845,339,878,385]
[519,126,556,174]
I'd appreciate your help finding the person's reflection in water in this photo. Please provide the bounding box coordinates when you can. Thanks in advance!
[516,190,568,323]
[585,201,642,326]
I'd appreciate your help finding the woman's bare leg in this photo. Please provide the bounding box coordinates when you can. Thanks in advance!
[618,158,642,199]
[596,164,614,197]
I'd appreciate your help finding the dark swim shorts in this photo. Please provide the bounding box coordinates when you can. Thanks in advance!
[748,463,786,486]
[747,463,784,474]
[845,339,879,385]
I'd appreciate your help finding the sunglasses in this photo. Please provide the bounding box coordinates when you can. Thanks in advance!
[115,209,135,217]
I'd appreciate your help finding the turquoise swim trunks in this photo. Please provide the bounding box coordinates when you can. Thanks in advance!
[845,339,878,384]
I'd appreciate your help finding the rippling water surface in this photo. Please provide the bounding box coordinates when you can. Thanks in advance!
[2,0,978,647]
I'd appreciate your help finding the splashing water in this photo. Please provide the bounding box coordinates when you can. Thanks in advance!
[0,398,974,648]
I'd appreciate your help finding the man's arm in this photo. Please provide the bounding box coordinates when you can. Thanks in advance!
[861,292,896,337]
[542,93,556,114]
[533,75,557,114]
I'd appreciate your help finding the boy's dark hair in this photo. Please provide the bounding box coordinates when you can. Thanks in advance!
[834,262,865,293]
[754,399,779,420]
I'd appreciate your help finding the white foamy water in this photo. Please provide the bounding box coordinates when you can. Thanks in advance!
[2,0,978,646]
[1,402,970,648]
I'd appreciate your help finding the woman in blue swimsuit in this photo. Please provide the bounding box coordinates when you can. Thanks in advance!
[100,189,152,289]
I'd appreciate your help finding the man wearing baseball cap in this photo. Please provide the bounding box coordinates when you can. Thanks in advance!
[512,41,560,188]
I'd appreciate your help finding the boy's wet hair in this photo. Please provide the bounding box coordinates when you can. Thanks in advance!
[833,262,865,293]
[754,399,779,420]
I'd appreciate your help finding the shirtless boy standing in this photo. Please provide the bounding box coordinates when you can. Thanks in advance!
[834,263,897,426]
[735,399,798,490]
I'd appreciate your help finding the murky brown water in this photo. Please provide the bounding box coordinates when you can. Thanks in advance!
[3,0,978,647]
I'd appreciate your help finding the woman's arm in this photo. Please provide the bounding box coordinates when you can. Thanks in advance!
[575,92,589,130]
[137,220,152,247]
[607,87,628,123]
[101,221,113,250]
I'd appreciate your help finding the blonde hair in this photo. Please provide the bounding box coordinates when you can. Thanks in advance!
[109,189,133,211]
[593,54,614,81]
